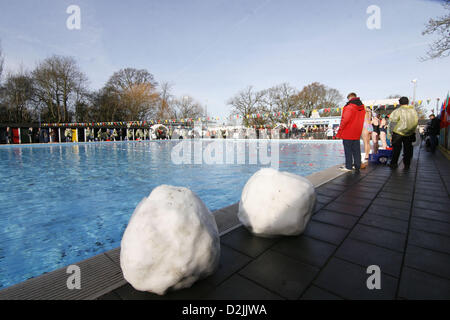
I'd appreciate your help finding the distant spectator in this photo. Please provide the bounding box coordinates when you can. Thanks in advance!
[326,126,334,140]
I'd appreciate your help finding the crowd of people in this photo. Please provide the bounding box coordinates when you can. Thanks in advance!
[336,93,441,173]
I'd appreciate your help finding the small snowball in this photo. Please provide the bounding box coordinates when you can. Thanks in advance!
[120,185,220,295]
[238,168,316,237]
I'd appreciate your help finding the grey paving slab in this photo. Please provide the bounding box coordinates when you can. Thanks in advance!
[410,217,450,237]
[413,192,450,204]
[372,198,411,211]
[405,245,450,280]
[206,274,284,300]
[366,204,410,221]
[312,209,359,229]
[398,267,450,300]
[323,202,368,217]
[412,207,450,224]
[220,226,278,258]
[349,224,407,253]
[271,235,337,268]
[238,250,319,300]
[407,229,450,255]
[316,194,335,204]
[359,214,409,234]
[335,238,403,278]
[334,195,373,208]
[378,191,413,203]
[414,199,449,213]
[316,188,343,198]
[381,187,412,196]
[300,286,343,300]
[340,189,377,200]
[303,220,349,245]
[204,245,252,286]
[113,280,215,300]
[313,258,398,300]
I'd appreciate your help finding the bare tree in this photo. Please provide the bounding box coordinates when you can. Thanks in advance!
[227,86,267,127]
[259,83,299,125]
[156,81,176,120]
[0,40,4,81]
[33,55,89,122]
[422,0,450,60]
[105,68,159,121]
[172,95,204,119]
[2,70,35,123]
[386,94,402,99]
[293,82,343,117]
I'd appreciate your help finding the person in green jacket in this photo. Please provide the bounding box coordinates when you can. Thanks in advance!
[389,97,418,170]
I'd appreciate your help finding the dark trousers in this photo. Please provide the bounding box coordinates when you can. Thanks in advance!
[343,140,361,170]
[391,133,414,167]
[429,134,438,153]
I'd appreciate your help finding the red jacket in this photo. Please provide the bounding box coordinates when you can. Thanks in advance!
[336,97,365,140]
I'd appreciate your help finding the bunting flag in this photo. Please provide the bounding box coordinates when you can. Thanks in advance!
[38,96,443,128]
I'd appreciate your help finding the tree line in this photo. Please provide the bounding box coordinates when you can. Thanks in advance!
[227,82,344,127]
[0,47,205,124]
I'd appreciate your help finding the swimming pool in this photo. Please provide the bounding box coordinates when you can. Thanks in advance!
[0,140,345,289]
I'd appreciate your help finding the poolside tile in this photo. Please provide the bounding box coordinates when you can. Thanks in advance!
[204,245,252,286]
[206,274,283,300]
[349,224,406,252]
[341,189,377,200]
[220,226,278,258]
[410,217,450,237]
[412,207,450,224]
[97,291,122,300]
[312,209,359,229]
[334,195,373,207]
[413,192,450,204]
[408,229,450,255]
[324,202,367,217]
[313,258,397,300]
[316,188,343,198]
[114,280,215,300]
[335,238,403,278]
[366,205,410,221]
[316,194,335,204]
[372,198,411,211]
[303,221,349,245]
[300,286,343,300]
[239,250,319,300]
[381,187,412,196]
[405,245,450,280]
[414,199,449,213]
[378,191,413,203]
[359,214,409,234]
[271,235,336,268]
[398,267,450,300]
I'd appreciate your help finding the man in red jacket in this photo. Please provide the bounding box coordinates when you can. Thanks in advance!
[336,93,366,172]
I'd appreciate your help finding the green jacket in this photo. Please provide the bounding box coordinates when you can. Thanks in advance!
[389,105,418,136]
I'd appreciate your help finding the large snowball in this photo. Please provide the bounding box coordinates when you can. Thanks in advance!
[238,168,316,237]
[120,185,220,295]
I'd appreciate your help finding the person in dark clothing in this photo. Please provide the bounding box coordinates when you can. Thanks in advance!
[336,93,366,172]
[389,97,418,170]
[427,114,440,153]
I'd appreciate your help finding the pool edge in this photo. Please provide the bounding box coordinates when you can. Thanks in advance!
[0,163,346,300]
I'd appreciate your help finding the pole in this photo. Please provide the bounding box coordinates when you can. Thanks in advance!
[412,79,417,106]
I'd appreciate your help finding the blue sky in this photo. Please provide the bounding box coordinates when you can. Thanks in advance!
[0,0,449,118]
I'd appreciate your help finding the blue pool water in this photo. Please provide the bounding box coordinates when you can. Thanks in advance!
[0,140,345,289]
